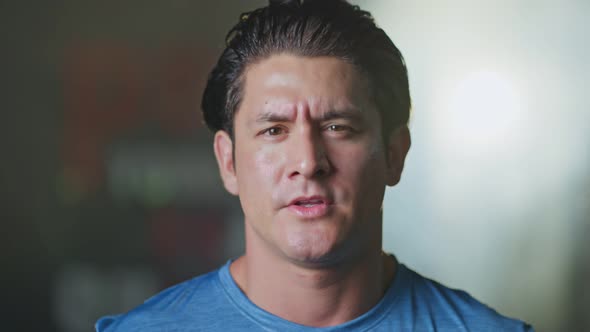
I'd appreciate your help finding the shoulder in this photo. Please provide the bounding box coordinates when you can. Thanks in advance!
[95,269,224,332]
[395,265,534,331]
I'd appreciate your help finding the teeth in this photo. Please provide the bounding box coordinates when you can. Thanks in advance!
[297,200,322,206]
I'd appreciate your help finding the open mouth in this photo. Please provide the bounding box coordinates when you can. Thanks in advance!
[294,199,325,207]
[288,196,331,218]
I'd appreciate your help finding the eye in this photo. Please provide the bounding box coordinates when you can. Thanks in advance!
[262,126,286,136]
[327,124,345,131]
[326,124,354,132]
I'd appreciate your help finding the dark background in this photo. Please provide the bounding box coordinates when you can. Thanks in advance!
[2,1,589,331]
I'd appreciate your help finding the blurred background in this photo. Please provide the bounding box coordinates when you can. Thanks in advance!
[2,0,588,331]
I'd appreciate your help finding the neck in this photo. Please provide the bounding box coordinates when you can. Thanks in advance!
[230,233,396,327]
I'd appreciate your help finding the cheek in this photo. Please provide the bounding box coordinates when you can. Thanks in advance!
[336,143,383,174]
[255,148,281,178]
[330,144,387,200]
[236,145,285,198]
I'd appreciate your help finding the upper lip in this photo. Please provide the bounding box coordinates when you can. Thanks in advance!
[288,195,333,206]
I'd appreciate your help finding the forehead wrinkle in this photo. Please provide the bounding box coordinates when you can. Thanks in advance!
[252,98,316,125]
[252,98,365,125]
[251,102,297,125]
[242,56,371,127]
[306,95,366,122]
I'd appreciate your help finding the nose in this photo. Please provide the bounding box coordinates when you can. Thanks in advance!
[288,130,331,180]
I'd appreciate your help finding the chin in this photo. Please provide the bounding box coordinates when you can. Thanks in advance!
[281,233,348,268]
[271,211,357,267]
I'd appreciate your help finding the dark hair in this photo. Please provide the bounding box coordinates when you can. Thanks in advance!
[201,0,411,140]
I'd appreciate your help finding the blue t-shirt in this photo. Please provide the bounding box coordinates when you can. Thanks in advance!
[96,260,533,331]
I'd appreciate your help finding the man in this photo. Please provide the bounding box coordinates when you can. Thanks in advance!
[97,0,533,330]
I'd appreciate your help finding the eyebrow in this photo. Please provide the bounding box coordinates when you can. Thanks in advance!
[254,111,291,124]
[319,109,363,122]
[254,108,363,124]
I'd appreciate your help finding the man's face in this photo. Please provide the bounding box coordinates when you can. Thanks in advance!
[214,54,409,267]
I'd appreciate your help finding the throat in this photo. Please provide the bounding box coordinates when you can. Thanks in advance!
[231,252,397,327]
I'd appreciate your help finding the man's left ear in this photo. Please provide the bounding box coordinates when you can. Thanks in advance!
[385,125,411,186]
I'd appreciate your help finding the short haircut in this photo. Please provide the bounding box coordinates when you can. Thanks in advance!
[201,0,411,140]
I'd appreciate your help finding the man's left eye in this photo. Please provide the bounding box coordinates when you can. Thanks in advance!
[327,124,350,132]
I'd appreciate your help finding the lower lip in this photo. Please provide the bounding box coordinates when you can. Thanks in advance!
[287,203,330,219]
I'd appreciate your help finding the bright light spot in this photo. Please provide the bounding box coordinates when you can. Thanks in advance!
[442,70,523,149]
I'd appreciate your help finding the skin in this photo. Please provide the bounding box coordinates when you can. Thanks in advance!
[213,54,411,327]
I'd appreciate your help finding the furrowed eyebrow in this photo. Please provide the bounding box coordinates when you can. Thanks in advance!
[252,108,363,124]
[254,111,292,124]
[319,109,363,122]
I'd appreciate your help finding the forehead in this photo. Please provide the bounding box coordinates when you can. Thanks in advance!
[237,54,373,119]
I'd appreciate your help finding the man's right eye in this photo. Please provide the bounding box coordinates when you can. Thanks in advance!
[263,126,285,136]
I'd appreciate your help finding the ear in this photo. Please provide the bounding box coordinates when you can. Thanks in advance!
[213,130,239,195]
[385,125,411,186]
